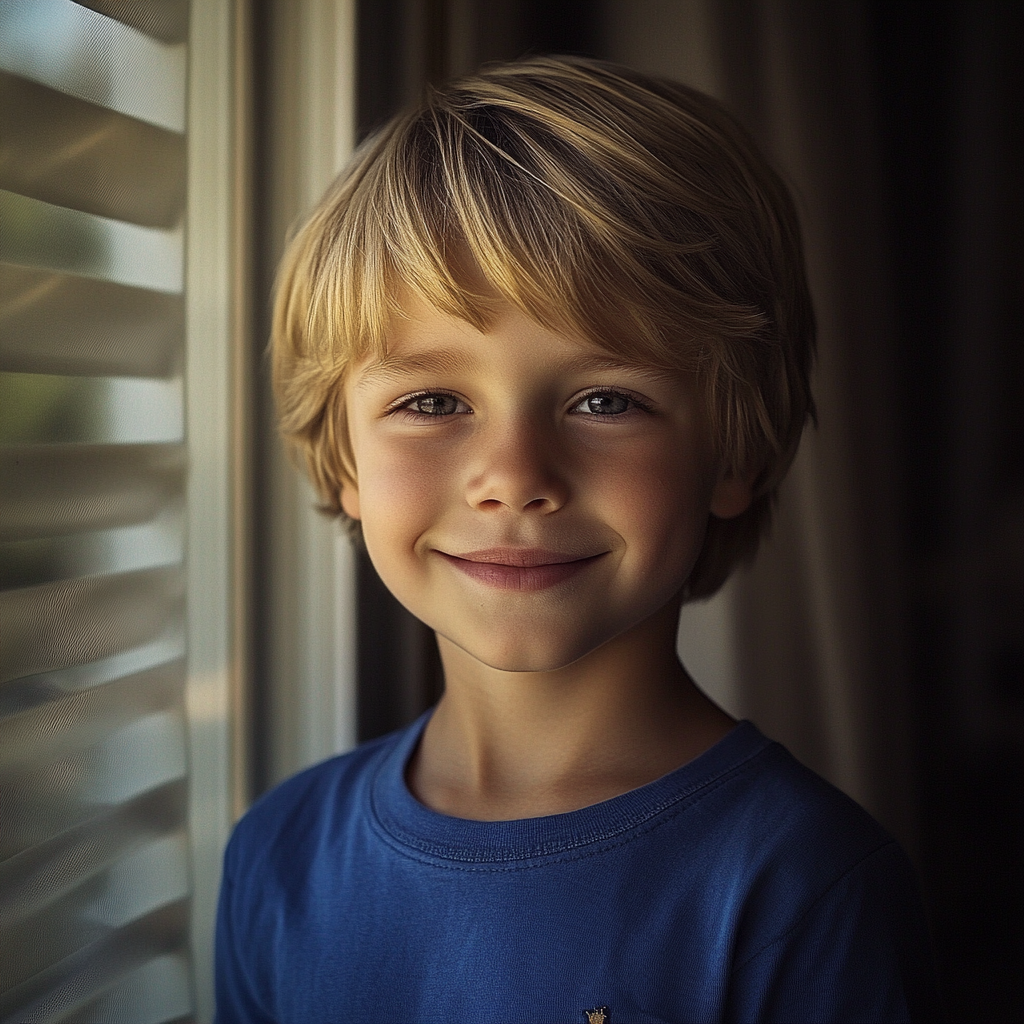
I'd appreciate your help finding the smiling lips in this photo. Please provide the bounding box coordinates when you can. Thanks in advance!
[439,548,605,591]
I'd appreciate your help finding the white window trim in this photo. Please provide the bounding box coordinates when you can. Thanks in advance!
[184,3,358,1017]
[185,1,237,1019]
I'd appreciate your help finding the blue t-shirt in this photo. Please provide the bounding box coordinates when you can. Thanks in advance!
[215,717,939,1023]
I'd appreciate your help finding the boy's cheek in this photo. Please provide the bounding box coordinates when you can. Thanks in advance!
[606,448,714,520]
[355,448,453,551]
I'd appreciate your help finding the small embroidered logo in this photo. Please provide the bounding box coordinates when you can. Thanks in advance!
[584,1008,609,1024]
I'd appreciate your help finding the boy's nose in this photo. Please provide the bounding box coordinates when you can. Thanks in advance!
[464,420,570,514]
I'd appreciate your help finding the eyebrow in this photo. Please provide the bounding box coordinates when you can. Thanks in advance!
[559,353,680,383]
[352,349,476,389]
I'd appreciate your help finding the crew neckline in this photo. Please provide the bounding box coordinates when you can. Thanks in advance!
[369,715,772,865]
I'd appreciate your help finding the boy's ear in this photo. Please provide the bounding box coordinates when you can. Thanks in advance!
[340,478,361,520]
[709,465,754,520]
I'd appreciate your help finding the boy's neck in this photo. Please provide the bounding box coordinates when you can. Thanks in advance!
[406,599,735,821]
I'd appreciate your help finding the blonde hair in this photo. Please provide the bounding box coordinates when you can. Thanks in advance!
[272,55,815,599]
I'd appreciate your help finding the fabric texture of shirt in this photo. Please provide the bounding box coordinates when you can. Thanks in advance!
[215,716,940,1023]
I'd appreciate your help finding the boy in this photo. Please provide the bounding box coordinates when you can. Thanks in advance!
[216,57,938,1022]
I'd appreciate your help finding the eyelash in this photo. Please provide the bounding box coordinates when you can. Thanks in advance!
[387,390,468,418]
[386,388,652,418]
[570,388,652,417]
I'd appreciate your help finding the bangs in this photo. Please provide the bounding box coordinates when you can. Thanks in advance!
[303,67,770,376]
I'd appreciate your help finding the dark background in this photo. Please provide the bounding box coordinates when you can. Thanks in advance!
[870,4,1022,1020]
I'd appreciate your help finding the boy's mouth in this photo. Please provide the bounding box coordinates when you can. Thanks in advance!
[438,549,605,591]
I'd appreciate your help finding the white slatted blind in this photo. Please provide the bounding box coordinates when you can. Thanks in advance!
[0,1,197,1020]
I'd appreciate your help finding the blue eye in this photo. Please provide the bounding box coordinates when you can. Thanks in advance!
[573,392,633,416]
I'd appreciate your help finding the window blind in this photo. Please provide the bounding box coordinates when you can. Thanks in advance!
[0,1,195,1021]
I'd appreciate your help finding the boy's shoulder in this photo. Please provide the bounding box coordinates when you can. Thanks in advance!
[628,720,904,914]
[223,723,405,876]
[711,722,894,856]
[697,724,903,910]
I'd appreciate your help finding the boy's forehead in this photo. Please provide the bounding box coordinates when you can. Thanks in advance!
[349,297,684,391]
[344,284,688,395]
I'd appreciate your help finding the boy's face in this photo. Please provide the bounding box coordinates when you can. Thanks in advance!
[341,291,751,674]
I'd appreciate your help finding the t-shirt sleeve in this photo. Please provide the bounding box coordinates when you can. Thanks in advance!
[214,834,278,1024]
[726,841,942,1024]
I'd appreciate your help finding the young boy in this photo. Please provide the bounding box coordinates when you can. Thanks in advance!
[216,57,938,1022]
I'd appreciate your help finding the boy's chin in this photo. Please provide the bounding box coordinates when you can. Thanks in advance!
[435,626,617,676]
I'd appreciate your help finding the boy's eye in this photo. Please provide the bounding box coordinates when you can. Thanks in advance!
[571,391,636,416]
[397,392,468,416]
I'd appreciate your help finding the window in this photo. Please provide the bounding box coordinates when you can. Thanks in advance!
[0,1,235,1019]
